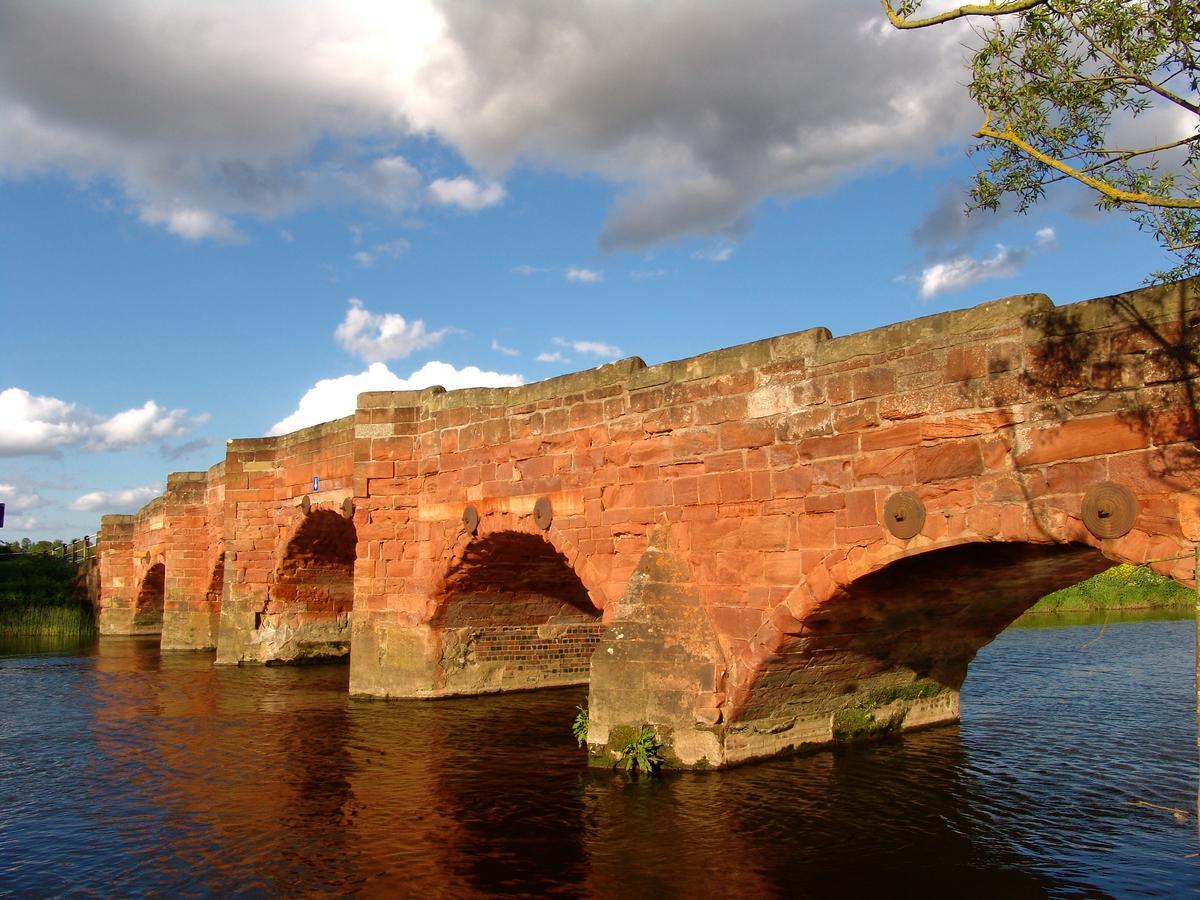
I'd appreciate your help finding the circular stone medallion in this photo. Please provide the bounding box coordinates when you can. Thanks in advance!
[462,504,480,535]
[1081,481,1137,540]
[533,497,553,530]
[884,491,926,540]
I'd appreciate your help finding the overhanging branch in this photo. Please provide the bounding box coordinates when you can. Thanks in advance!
[881,0,1049,29]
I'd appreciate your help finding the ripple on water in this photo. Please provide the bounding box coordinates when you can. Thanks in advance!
[0,617,1197,897]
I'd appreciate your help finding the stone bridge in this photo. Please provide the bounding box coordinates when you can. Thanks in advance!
[96,277,1200,769]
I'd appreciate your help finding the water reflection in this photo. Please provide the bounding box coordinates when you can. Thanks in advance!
[0,613,1196,896]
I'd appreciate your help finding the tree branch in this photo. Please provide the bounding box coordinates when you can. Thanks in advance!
[1068,10,1200,114]
[881,0,1049,29]
[978,113,1200,209]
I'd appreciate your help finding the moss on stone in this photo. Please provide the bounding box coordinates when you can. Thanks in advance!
[832,706,893,741]
[833,679,946,742]
[865,680,944,707]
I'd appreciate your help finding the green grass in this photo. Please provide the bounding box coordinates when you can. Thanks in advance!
[1027,563,1194,614]
[0,554,96,636]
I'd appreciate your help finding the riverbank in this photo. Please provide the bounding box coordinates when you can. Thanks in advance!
[0,554,96,636]
[1022,563,1194,616]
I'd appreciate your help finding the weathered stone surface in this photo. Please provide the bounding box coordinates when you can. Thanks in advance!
[97,276,1200,768]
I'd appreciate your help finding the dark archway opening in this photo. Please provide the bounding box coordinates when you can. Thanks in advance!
[132,562,165,633]
[432,532,603,694]
[736,542,1113,742]
[260,510,356,662]
[206,551,225,634]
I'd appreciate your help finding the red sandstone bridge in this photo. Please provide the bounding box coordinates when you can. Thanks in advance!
[96,277,1200,768]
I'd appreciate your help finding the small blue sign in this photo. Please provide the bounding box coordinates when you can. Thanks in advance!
[312,475,320,492]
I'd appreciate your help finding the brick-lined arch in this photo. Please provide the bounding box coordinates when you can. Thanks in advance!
[249,508,357,663]
[429,510,612,620]
[415,513,607,694]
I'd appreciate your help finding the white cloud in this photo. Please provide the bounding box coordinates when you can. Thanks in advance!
[69,485,162,513]
[428,176,506,211]
[87,400,192,451]
[918,244,1027,299]
[536,351,567,364]
[692,244,734,263]
[270,360,524,434]
[0,483,47,511]
[491,339,519,357]
[511,264,549,276]
[1035,226,1058,249]
[566,267,603,283]
[353,250,376,267]
[0,2,978,248]
[138,203,242,242]
[0,389,92,455]
[553,337,622,358]
[0,388,197,456]
[334,298,449,362]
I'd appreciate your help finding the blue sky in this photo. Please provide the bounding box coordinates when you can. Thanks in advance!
[0,2,1178,541]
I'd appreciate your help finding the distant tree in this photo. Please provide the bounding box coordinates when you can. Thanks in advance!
[882,0,1200,282]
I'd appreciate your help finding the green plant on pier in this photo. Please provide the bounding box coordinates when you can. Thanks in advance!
[572,705,589,747]
[618,726,664,774]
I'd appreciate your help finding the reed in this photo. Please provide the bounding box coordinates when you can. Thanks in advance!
[0,554,96,636]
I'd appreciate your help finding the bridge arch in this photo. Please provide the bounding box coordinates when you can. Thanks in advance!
[723,523,1192,765]
[254,507,357,663]
[424,512,607,694]
[132,561,166,634]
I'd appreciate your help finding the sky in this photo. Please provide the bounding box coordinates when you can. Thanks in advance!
[0,1,1183,542]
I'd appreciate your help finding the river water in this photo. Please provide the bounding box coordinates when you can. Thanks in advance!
[1,611,1197,897]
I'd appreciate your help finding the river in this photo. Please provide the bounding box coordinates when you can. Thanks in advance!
[1,611,1196,897]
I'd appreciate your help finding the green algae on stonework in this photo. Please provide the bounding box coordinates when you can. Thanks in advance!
[833,679,946,742]
[0,554,96,636]
[1025,564,1193,615]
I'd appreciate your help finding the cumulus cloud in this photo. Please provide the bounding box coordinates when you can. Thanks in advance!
[69,485,162,513]
[334,298,448,362]
[0,483,47,511]
[914,224,1061,298]
[552,337,621,358]
[536,351,568,364]
[0,2,978,248]
[1035,226,1058,249]
[138,204,242,242]
[0,388,199,456]
[491,339,519,357]
[566,267,603,283]
[270,360,524,434]
[428,176,505,210]
[918,245,1027,299]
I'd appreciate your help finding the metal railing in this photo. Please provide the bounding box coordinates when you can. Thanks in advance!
[0,534,98,564]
